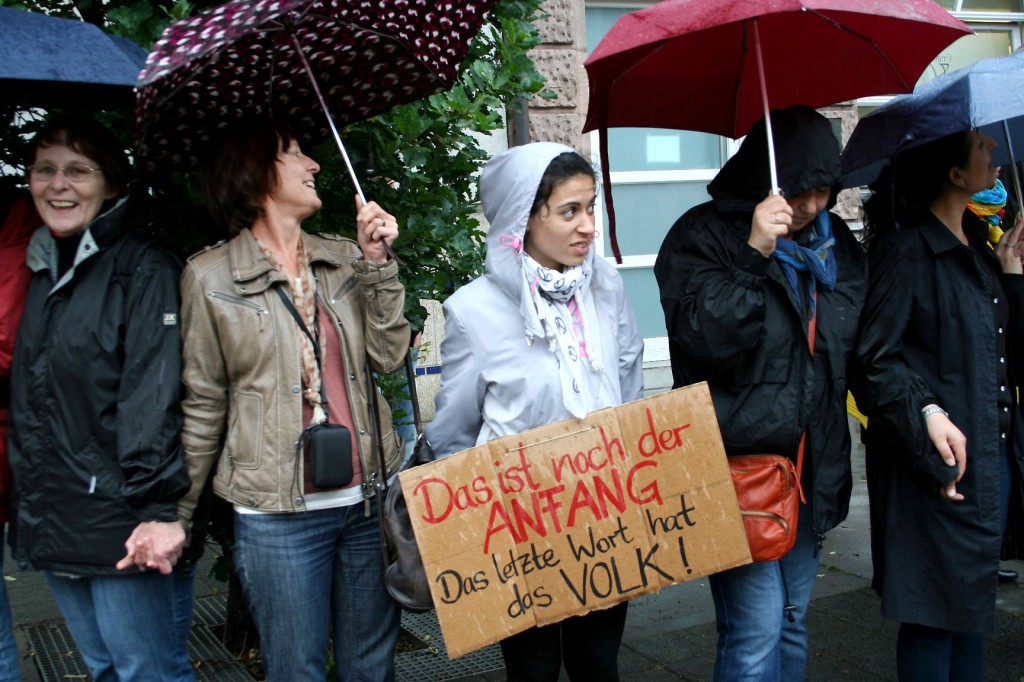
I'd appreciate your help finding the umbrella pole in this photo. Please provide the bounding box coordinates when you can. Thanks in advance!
[290,35,368,205]
[751,19,780,195]
[1002,119,1024,218]
[290,35,402,264]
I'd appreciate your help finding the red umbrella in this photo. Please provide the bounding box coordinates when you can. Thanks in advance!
[135,0,495,196]
[582,0,971,261]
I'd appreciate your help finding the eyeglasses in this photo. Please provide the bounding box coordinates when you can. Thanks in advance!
[28,164,102,183]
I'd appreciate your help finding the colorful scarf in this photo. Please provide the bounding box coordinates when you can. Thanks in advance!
[772,211,836,317]
[967,179,1007,248]
[258,237,325,424]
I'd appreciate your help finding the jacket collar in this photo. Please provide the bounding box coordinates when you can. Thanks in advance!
[26,195,130,290]
[227,228,340,294]
[918,213,966,255]
[917,212,993,258]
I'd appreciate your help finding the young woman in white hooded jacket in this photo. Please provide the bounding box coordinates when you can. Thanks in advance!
[425,142,644,681]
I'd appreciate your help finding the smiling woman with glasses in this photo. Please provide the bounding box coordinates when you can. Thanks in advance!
[7,114,194,682]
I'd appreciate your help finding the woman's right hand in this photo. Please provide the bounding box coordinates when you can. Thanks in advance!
[997,212,1024,274]
[923,405,967,501]
[748,195,792,257]
[355,197,399,265]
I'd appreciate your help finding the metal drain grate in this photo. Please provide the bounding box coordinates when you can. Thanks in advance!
[189,626,254,681]
[26,595,504,681]
[25,621,87,680]
[397,610,504,682]
[27,599,251,681]
[193,593,228,628]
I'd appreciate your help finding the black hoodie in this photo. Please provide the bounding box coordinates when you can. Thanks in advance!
[654,106,867,536]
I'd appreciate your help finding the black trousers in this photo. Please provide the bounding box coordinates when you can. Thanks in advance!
[499,601,628,682]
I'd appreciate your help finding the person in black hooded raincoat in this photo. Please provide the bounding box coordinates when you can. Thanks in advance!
[654,105,867,682]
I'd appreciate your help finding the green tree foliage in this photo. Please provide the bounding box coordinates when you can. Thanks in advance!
[0,0,549,330]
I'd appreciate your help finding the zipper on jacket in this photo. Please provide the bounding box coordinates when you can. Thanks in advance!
[208,291,269,331]
[318,284,389,497]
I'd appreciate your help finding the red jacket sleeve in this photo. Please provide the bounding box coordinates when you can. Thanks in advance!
[0,193,41,522]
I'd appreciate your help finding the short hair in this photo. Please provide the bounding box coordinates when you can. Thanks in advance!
[530,151,597,217]
[200,120,292,236]
[28,115,131,198]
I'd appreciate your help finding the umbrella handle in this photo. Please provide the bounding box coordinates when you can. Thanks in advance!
[289,34,403,265]
[751,19,780,196]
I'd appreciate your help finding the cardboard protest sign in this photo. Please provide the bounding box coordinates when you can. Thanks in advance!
[401,382,750,659]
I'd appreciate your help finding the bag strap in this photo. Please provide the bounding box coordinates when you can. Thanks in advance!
[404,350,423,436]
[274,285,329,409]
[363,354,394,572]
[795,292,817,504]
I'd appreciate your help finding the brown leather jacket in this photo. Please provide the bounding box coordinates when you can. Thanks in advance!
[177,229,409,526]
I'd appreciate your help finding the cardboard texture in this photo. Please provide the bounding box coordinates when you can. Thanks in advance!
[400,382,751,659]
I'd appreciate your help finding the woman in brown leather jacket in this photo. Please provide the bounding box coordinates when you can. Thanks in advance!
[175,121,409,681]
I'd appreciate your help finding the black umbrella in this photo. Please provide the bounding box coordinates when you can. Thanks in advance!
[0,7,147,109]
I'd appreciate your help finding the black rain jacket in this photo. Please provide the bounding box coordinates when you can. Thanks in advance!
[655,107,868,537]
[853,213,1024,632]
[8,196,190,576]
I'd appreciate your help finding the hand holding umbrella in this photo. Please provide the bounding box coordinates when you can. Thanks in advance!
[356,198,400,265]
[749,195,794,257]
[996,214,1024,274]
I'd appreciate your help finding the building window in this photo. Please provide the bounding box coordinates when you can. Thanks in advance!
[585,5,733,352]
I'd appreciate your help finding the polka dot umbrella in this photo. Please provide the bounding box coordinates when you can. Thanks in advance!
[135,0,496,201]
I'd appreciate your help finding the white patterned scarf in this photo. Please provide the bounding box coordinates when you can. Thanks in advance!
[520,252,604,418]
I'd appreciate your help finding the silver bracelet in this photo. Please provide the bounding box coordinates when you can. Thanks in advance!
[921,405,948,419]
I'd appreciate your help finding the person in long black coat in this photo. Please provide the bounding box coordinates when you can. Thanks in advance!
[854,128,1024,681]
[655,106,867,682]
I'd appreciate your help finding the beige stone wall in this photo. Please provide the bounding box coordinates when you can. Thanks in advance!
[820,103,862,224]
[526,0,590,154]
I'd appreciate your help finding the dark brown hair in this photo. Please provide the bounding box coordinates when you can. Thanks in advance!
[530,151,597,217]
[27,114,131,198]
[863,130,974,248]
[200,120,292,236]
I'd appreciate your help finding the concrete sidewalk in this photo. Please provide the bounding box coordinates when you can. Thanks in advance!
[5,419,1024,681]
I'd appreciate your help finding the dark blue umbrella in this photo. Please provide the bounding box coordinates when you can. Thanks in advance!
[841,51,1024,198]
[0,7,147,109]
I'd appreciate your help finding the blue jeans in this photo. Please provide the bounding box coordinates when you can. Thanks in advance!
[0,525,20,682]
[171,561,197,679]
[709,501,820,682]
[499,601,627,681]
[46,569,194,682]
[234,501,400,682]
[896,623,983,682]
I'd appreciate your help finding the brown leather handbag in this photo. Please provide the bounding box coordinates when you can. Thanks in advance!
[728,450,802,562]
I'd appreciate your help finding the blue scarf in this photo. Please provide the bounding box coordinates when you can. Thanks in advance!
[772,211,836,317]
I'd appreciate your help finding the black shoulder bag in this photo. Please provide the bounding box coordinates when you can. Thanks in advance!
[275,286,353,489]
